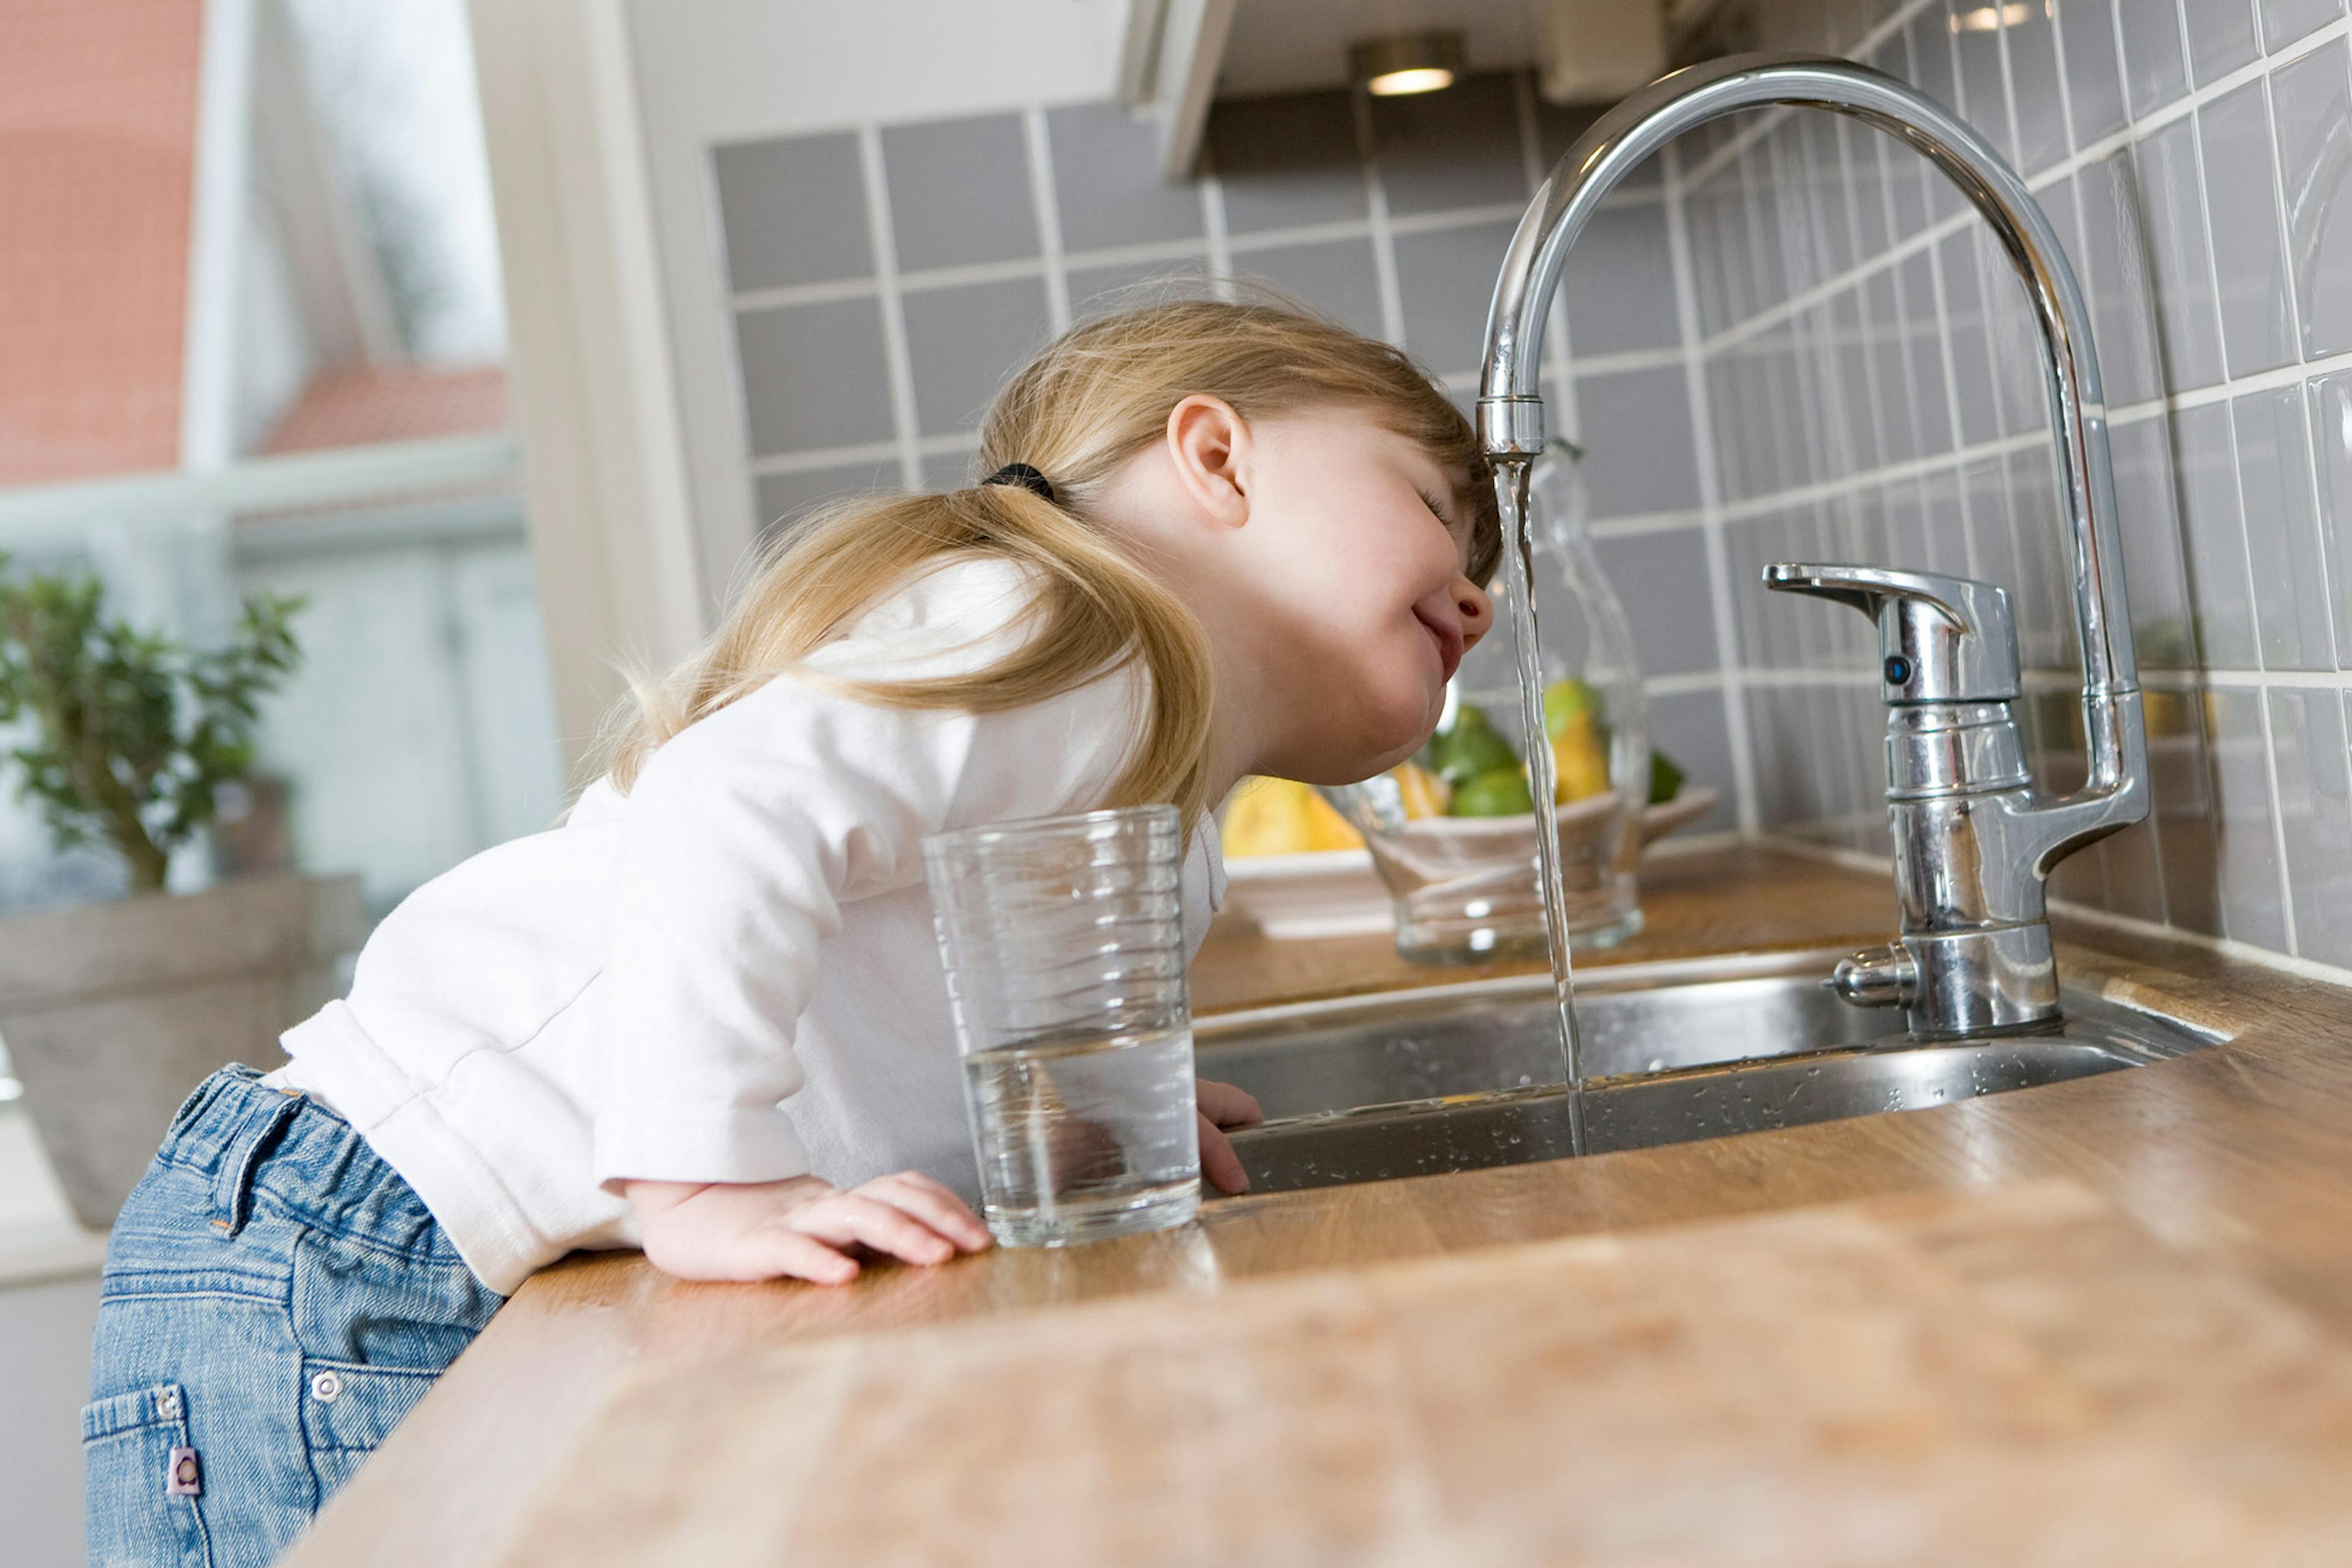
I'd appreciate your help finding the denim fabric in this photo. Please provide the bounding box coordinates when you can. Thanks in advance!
[85,1065,505,1567]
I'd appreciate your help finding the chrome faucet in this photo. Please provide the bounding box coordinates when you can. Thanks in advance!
[1479,53,2148,1040]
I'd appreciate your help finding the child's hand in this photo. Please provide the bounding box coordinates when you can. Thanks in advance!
[625,1172,991,1285]
[1197,1077,1265,1196]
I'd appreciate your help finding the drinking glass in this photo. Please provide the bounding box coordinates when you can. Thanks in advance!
[922,804,1199,1246]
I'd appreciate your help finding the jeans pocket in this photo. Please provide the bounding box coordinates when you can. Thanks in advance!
[83,1383,210,1568]
[298,1360,442,1504]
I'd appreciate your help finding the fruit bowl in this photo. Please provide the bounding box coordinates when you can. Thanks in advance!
[1220,785,1721,940]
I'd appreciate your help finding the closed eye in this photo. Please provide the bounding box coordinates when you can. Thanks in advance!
[1421,488,1471,562]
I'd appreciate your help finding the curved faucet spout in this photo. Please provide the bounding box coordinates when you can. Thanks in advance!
[1480,50,2141,824]
[1481,53,2150,1038]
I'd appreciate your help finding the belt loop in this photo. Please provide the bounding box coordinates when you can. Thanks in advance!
[211,1088,304,1239]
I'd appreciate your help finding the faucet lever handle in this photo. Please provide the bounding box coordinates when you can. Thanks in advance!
[1763,563,2020,704]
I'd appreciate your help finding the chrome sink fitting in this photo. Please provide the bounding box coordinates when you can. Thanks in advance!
[1479,53,2146,1041]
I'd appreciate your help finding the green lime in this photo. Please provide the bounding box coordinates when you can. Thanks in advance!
[1543,679,1604,738]
[1432,704,1520,786]
[1649,748,1686,806]
[1451,767,1535,817]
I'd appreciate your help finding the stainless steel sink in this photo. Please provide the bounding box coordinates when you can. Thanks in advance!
[1201,951,2221,1194]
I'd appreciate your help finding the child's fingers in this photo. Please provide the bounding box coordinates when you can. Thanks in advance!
[1196,1077,1265,1129]
[1198,1111,1252,1195]
[745,1229,861,1286]
[858,1173,992,1251]
[794,1193,957,1267]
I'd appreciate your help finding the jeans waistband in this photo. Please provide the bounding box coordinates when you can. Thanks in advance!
[157,1064,448,1257]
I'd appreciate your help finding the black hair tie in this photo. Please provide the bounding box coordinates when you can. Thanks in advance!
[980,462,1056,504]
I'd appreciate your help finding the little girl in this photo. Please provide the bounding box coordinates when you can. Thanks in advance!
[83,298,1500,1564]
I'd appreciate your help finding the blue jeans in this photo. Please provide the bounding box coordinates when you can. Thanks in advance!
[84,1065,505,1567]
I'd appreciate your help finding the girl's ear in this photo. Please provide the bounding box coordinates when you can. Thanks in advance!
[1164,394,1253,529]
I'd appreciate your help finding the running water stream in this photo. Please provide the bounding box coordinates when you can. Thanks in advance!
[1491,459,1588,1156]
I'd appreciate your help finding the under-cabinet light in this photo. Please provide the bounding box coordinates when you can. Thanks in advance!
[1950,2,2038,33]
[1350,31,1465,97]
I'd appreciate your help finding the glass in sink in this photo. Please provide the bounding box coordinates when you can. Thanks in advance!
[1199,950,2222,1194]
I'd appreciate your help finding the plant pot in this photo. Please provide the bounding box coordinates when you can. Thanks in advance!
[0,872,364,1229]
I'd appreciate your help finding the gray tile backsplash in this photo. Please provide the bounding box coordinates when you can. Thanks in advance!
[1392,219,1519,374]
[899,276,1054,435]
[1065,257,1217,321]
[1702,0,2352,972]
[2231,385,2336,669]
[2198,79,2296,377]
[2304,370,2352,665]
[2118,0,2194,116]
[880,113,1038,271]
[2185,0,2263,82]
[734,300,892,454]
[2270,685,2352,963]
[712,132,871,291]
[2133,123,2230,397]
[2063,0,2132,146]
[1557,203,1681,355]
[1227,235,1387,341]
[2267,39,2352,357]
[753,459,897,545]
[1046,102,1203,252]
[2264,0,2348,51]
[706,0,2352,970]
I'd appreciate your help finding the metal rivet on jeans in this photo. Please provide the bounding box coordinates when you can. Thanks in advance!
[310,1370,343,1403]
[155,1389,181,1420]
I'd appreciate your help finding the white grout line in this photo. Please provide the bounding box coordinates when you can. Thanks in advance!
[1588,507,1711,538]
[1437,345,1691,386]
[1513,69,1583,440]
[731,275,883,312]
[1200,168,1237,302]
[1387,200,1555,234]
[1022,107,1072,334]
[2049,884,2352,989]
[1718,429,2048,522]
[1664,139,1762,836]
[748,429,979,478]
[1643,669,1729,696]
[2230,66,2314,959]
[2254,678,2304,958]
[854,127,923,491]
[731,206,1555,315]
[1354,93,1408,348]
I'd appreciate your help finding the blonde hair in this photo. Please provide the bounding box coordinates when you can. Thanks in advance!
[596,295,1498,837]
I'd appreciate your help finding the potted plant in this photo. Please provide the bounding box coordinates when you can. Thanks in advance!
[0,557,361,1228]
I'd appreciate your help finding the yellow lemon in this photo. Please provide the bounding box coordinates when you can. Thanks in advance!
[1220,776,1310,856]
[1302,787,1365,851]
[1545,712,1610,803]
[1220,777,1363,855]
[1390,761,1452,820]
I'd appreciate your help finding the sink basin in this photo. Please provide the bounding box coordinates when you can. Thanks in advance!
[1201,951,2221,1194]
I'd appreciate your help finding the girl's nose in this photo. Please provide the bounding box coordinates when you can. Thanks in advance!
[1456,575,1496,650]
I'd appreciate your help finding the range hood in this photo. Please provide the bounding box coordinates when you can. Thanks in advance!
[1124,0,1704,178]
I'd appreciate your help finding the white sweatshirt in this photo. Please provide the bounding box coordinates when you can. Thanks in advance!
[266,556,1225,1293]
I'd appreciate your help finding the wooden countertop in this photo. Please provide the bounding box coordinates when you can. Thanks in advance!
[287,845,2352,1566]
